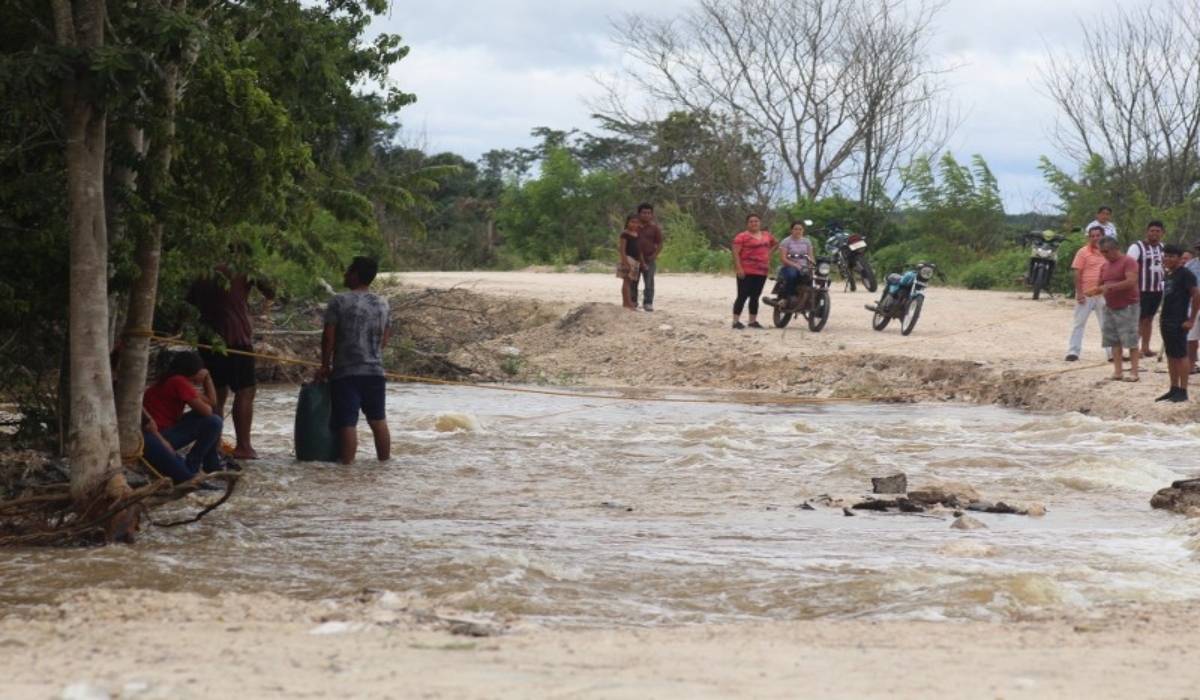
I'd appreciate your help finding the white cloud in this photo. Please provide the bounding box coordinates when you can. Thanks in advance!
[379,0,1130,212]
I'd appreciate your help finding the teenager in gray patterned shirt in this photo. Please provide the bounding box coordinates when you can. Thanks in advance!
[318,256,391,464]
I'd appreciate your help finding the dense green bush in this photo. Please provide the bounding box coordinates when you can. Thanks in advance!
[658,206,734,273]
[960,249,1026,289]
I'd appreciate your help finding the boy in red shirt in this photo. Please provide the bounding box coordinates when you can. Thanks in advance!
[143,352,224,474]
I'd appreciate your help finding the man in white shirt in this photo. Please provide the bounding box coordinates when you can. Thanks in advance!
[1128,220,1166,359]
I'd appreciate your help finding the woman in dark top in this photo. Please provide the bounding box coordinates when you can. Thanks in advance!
[617,214,643,310]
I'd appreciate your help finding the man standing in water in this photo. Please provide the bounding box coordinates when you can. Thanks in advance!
[317,256,392,465]
[1156,244,1199,402]
[631,203,663,312]
[186,244,275,460]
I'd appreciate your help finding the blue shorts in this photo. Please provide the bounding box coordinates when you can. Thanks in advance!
[330,375,387,428]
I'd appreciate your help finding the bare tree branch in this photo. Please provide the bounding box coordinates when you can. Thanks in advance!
[598,0,955,208]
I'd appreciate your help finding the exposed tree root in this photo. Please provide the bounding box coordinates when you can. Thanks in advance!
[0,451,239,546]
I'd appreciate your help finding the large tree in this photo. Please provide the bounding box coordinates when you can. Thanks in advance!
[3,0,429,538]
[1041,0,1200,230]
[47,0,131,530]
[601,0,955,219]
[595,110,774,245]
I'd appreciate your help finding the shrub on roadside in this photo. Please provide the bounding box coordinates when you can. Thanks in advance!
[657,206,732,273]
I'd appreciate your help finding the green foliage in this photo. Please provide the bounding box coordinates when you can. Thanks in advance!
[902,153,1007,253]
[1039,154,1200,246]
[622,110,772,246]
[651,204,734,273]
[959,249,1027,290]
[494,147,630,264]
[870,234,984,285]
[0,0,436,450]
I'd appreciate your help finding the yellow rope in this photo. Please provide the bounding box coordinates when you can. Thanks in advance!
[120,431,167,481]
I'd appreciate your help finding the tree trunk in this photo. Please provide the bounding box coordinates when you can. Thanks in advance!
[115,3,191,461]
[54,0,134,535]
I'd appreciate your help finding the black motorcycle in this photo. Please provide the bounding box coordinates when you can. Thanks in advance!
[1019,230,1068,300]
[763,256,833,331]
[823,223,877,292]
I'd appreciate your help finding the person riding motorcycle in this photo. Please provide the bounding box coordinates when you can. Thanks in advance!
[777,220,815,305]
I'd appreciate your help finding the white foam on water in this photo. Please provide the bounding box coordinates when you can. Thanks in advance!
[434,412,483,432]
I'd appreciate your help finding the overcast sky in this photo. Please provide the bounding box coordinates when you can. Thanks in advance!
[379,0,1127,213]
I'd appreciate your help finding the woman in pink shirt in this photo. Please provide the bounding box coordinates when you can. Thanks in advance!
[731,214,777,329]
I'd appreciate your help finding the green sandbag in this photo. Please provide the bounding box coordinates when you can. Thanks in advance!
[294,382,340,462]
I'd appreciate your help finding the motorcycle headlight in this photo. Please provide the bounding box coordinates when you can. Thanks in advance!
[917,265,934,281]
[817,262,831,276]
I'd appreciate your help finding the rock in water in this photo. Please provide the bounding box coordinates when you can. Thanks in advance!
[871,473,907,494]
[1150,478,1200,515]
[908,481,981,507]
[951,514,988,530]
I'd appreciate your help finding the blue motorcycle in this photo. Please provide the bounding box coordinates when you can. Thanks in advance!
[865,261,945,335]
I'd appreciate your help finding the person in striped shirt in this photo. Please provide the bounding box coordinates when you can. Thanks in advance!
[1127,220,1166,359]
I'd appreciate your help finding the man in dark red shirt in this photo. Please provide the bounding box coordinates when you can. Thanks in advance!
[1087,236,1141,382]
[632,203,664,311]
[186,248,274,459]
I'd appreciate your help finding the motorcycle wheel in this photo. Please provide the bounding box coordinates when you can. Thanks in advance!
[900,296,924,336]
[807,291,830,332]
[871,296,891,331]
[773,304,793,328]
[857,258,878,293]
[1031,265,1048,300]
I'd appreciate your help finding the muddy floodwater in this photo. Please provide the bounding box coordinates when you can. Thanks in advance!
[5,384,1200,627]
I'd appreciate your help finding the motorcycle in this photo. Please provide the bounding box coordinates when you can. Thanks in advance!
[1019,229,1067,300]
[866,261,945,335]
[762,256,834,331]
[823,223,877,292]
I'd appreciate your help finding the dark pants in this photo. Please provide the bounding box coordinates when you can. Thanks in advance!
[779,266,807,298]
[734,274,768,316]
[141,429,197,484]
[330,375,387,428]
[199,344,257,391]
[631,259,657,308]
[1161,324,1188,359]
[162,412,223,473]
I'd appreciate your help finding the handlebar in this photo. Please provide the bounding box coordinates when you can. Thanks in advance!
[907,261,948,283]
[1019,231,1066,244]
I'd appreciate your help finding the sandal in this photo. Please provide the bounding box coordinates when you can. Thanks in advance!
[1124,375,1140,383]
[1109,375,1123,381]
[747,321,764,329]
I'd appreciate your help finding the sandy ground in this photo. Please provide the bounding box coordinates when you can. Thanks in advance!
[5,271,1200,700]
[393,270,1200,423]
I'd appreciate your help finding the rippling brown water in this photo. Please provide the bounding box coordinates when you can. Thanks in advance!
[4,384,1200,626]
